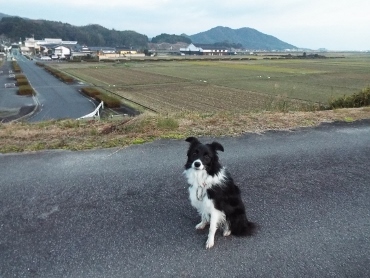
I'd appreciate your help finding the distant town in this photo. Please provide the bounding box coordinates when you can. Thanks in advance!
[0,36,334,62]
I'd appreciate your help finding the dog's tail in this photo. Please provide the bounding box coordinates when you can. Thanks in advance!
[230,215,257,237]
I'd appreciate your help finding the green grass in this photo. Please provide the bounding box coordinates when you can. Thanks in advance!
[157,117,179,130]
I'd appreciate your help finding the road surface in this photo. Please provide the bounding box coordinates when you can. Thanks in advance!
[0,120,369,277]
[6,53,95,121]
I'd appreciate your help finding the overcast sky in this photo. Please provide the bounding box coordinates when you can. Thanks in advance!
[2,0,369,51]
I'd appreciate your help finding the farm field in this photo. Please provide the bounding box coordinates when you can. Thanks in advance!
[56,54,370,113]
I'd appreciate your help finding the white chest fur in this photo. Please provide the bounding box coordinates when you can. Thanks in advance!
[183,167,227,213]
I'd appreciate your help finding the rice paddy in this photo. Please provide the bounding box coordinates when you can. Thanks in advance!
[56,54,370,113]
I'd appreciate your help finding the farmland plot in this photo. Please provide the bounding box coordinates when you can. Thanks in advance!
[65,67,188,87]
[58,54,370,113]
[113,83,296,113]
[133,58,370,103]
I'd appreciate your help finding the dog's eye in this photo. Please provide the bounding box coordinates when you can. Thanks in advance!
[204,154,210,160]
[192,151,198,156]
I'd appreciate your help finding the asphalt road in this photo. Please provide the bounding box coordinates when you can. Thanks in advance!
[8,53,95,122]
[1,121,370,277]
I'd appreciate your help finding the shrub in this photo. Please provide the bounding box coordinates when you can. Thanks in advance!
[94,94,121,108]
[44,66,74,83]
[15,74,26,80]
[81,87,101,97]
[12,61,22,73]
[18,85,34,96]
[329,87,370,109]
[16,78,29,86]
[81,87,121,108]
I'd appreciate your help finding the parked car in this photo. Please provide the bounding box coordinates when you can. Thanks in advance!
[8,74,15,79]
[4,83,16,88]
[40,56,52,61]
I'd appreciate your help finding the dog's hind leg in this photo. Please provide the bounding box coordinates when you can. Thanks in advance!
[223,222,231,237]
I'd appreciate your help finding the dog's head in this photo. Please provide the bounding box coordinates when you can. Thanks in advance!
[185,137,224,175]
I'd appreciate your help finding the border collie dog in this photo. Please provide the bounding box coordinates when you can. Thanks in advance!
[183,137,256,249]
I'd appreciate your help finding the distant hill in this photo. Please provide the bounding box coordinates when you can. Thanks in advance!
[0,12,12,20]
[0,14,297,50]
[0,16,149,48]
[151,33,191,44]
[189,26,297,50]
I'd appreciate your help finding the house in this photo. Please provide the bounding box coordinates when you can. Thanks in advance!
[179,43,202,55]
[24,37,77,56]
[180,43,230,56]
[53,45,71,59]
[89,46,117,54]
[117,48,138,55]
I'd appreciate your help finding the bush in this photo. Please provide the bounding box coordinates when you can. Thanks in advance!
[81,87,121,108]
[94,94,121,108]
[329,87,370,109]
[15,74,26,80]
[16,78,29,86]
[44,66,75,83]
[12,61,22,73]
[81,87,101,97]
[18,85,34,96]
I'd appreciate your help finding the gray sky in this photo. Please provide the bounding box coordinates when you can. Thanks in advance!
[2,0,369,51]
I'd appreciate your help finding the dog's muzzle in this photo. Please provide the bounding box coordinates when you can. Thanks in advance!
[193,160,204,170]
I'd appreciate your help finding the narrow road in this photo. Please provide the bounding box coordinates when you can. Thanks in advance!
[15,54,95,121]
[0,120,369,277]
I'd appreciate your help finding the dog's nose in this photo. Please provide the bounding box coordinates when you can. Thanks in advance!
[194,161,201,168]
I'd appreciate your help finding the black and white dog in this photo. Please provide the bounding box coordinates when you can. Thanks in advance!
[183,137,256,249]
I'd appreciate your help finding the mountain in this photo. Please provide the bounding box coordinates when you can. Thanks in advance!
[0,13,296,50]
[189,26,296,50]
[0,16,149,48]
[0,13,12,20]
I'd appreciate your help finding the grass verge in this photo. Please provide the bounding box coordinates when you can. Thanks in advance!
[1,108,370,153]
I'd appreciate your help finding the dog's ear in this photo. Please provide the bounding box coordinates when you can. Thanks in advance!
[209,141,224,152]
[185,137,199,144]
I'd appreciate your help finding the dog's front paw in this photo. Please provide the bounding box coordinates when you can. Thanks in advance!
[205,238,214,249]
[195,222,207,230]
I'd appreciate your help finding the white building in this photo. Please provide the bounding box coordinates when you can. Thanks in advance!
[180,43,229,56]
[53,45,71,58]
[35,38,77,45]
[24,37,77,52]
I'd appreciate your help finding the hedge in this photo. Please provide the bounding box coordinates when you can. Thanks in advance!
[329,87,370,109]
[44,66,74,83]
[12,61,22,73]
[16,78,29,86]
[18,85,34,96]
[81,87,121,108]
